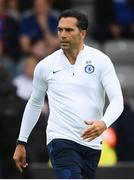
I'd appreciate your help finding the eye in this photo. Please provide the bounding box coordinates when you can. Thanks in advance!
[57,27,63,32]
[66,28,73,32]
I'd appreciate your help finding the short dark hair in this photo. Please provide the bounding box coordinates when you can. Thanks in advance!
[58,9,88,30]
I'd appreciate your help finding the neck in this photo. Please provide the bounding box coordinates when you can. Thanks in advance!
[63,43,84,65]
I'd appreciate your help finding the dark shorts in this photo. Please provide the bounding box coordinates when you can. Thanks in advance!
[47,138,101,179]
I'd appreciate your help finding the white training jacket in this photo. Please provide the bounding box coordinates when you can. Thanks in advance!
[18,45,124,150]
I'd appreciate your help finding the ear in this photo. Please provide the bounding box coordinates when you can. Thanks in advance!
[81,30,87,39]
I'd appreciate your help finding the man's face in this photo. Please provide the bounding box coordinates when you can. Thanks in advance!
[34,0,50,15]
[58,17,85,51]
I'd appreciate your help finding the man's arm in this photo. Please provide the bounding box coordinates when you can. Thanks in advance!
[100,56,124,127]
[13,87,45,172]
[81,55,124,141]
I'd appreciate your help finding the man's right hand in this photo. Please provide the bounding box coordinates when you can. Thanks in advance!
[13,144,28,173]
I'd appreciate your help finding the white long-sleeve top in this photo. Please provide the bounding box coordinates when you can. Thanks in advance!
[18,45,124,150]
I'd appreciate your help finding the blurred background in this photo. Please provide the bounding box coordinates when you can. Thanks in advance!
[0,0,134,178]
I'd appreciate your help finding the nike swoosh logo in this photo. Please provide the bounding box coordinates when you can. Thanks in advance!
[53,70,62,74]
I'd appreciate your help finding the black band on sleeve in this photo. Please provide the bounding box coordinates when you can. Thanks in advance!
[16,140,27,146]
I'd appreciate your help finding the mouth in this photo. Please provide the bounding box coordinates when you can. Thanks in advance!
[60,41,69,44]
[60,42,70,48]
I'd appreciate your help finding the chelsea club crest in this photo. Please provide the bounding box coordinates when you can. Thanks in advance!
[84,64,94,74]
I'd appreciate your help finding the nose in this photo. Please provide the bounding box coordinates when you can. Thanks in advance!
[60,30,67,39]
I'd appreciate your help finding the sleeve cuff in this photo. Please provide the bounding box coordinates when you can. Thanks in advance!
[16,140,27,146]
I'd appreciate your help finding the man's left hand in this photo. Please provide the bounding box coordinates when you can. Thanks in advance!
[81,120,107,141]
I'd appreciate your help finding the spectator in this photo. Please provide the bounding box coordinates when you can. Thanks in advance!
[0,0,21,61]
[6,0,21,21]
[13,56,38,100]
[19,0,59,56]
[93,0,134,42]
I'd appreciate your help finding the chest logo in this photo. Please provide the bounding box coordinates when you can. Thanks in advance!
[84,65,94,74]
[53,70,62,74]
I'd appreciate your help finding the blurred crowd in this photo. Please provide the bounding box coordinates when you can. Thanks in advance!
[0,0,134,178]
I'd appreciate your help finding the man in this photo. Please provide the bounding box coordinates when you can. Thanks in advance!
[93,0,134,42]
[13,9,124,179]
[19,0,59,56]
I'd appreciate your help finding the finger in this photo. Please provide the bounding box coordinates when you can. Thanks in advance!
[16,163,23,173]
[81,125,93,135]
[82,131,97,140]
[85,135,98,142]
[82,131,98,140]
[84,120,93,125]
[14,158,28,172]
[18,167,23,173]
[23,163,28,168]
[17,162,28,172]
[81,127,95,137]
